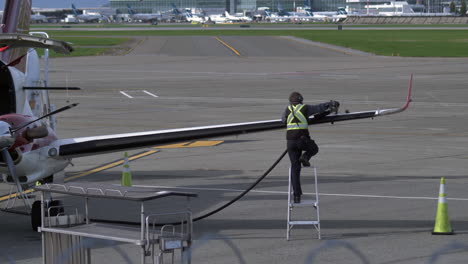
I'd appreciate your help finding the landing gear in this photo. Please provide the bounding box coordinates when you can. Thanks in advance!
[31,199,63,231]
[31,200,41,231]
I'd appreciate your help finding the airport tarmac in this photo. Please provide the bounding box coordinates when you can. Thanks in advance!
[1,35,468,263]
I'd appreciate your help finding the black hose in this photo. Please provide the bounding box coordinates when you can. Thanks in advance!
[92,149,288,226]
[193,148,288,221]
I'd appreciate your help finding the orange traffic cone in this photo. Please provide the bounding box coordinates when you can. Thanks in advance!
[432,177,454,235]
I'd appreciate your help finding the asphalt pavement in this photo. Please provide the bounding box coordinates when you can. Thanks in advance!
[1,35,468,264]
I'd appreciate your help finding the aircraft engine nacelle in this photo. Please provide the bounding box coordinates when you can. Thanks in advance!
[1,147,69,184]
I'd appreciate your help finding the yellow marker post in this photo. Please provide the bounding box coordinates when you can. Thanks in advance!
[121,152,132,187]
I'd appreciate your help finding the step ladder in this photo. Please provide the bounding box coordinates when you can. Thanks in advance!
[286,161,321,240]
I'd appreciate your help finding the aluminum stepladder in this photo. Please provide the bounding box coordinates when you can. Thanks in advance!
[286,161,321,240]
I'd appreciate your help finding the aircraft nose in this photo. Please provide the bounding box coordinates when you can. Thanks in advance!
[0,121,14,149]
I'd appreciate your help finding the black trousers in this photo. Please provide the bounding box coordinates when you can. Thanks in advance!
[287,136,319,196]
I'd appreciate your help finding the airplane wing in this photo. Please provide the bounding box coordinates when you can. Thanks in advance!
[53,77,412,159]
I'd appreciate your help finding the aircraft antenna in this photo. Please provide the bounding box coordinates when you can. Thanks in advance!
[66,72,70,103]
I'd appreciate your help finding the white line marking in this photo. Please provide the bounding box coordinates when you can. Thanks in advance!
[119,91,133,98]
[133,185,468,201]
[143,90,158,98]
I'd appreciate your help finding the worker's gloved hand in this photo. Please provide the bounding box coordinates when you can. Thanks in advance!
[328,100,340,114]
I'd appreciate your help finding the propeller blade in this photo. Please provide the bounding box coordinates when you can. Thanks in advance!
[11,103,79,133]
[1,149,31,208]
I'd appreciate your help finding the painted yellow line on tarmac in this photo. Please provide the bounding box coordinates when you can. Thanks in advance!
[1,140,224,199]
[65,150,159,182]
[153,140,224,149]
[65,141,223,181]
[0,189,34,202]
[122,37,145,55]
[187,140,224,147]
[214,37,242,57]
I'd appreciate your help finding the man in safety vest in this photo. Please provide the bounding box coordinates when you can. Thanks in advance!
[281,92,340,203]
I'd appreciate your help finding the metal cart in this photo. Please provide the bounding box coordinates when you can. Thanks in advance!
[35,182,197,264]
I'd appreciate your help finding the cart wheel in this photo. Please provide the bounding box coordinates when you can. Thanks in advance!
[31,200,64,231]
[31,200,41,231]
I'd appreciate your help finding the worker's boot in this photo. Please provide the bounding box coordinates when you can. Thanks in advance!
[299,155,310,167]
[294,195,301,203]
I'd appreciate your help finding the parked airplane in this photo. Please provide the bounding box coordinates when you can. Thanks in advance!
[126,4,161,24]
[312,8,348,22]
[287,9,323,22]
[126,3,187,24]
[0,0,412,230]
[168,3,190,22]
[207,12,228,23]
[224,11,252,22]
[301,0,347,22]
[30,13,47,23]
[71,3,106,23]
[268,1,293,22]
[204,9,249,24]
[185,9,206,23]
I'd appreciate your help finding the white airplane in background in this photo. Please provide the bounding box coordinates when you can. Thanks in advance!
[312,8,348,22]
[185,10,206,23]
[71,3,106,23]
[126,4,161,24]
[302,0,347,22]
[0,0,412,230]
[207,12,229,23]
[288,9,323,22]
[224,11,252,22]
[288,0,346,22]
[263,2,292,22]
[30,13,47,23]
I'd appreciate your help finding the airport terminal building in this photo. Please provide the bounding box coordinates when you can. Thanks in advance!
[109,0,348,14]
[110,0,446,16]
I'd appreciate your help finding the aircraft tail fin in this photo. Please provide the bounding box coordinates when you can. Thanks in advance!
[171,3,181,14]
[127,4,135,15]
[71,3,79,16]
[277,0,283,11]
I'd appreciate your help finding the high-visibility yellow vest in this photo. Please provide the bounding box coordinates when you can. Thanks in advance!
[287,104,308,130]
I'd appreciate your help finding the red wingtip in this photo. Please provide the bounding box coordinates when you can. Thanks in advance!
[401,74,413,111]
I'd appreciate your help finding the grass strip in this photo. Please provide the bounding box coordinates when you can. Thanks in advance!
[53,37,129,46]
[44,29,468,57]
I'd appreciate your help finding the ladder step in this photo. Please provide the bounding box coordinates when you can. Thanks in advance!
[289,221,319,225]
[290,200,317,207]
[287,164,321,240]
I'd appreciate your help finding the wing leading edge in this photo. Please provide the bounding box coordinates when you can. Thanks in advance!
[55,76,413,158]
